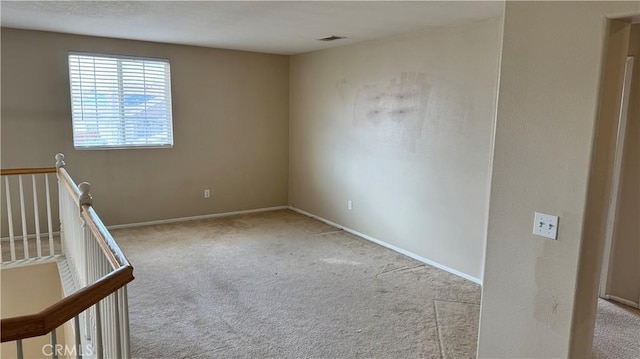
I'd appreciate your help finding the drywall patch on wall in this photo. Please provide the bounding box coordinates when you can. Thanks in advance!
[354,72,430,152]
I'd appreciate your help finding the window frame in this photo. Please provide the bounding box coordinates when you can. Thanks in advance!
[68,51,174,150]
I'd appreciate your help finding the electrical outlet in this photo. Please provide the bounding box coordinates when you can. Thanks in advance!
[204,189,211,199]
[347,200,353,210]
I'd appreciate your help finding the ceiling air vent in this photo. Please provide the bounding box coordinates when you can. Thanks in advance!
[317,35,347,42]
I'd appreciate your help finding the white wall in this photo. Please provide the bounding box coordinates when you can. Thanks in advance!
[289,17,503,281]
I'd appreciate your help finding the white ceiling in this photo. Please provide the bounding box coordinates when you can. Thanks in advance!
[0,1,504,55]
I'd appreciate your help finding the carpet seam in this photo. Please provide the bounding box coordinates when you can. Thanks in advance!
[433,300,445,359]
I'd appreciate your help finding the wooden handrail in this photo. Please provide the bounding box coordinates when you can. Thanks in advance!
[0,266,134,342]
[81,205,131,269]
[57,167,80,203]
[0,167,57,176]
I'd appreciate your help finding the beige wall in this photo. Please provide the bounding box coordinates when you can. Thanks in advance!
[1,262,65,358]
[1,29,289,227]
[289,17,503,281]
[478,2,639,358]
[607,24,640,306]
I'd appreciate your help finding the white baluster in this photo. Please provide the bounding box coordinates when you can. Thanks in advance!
[16,339,23,359]
[45,174,54,256]
[105,286,112,358]
[74,316,83,359]
[18,175,28,259]
[120,286,130,358]
[50,330,58,359]
[85,303,92,343]
[82,218,88,287]
[5,177,16,261]
[80,182,92,299]
[32,174,42,257]
[114,291,121,359]
[56,154,65,256]
[107,262,114,358]
[83,224,92,342]
[95,301,103,359]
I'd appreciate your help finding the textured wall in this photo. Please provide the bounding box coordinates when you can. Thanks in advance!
[1,29,289,227]
[478,2,639,357]
[289,18,503,281]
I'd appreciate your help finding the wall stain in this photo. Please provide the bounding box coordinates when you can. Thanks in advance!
[533,247,570,335]
[353,72,430,152]
[336,77,348,107]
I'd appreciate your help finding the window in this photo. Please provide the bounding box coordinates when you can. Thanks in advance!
[68,52,173,149]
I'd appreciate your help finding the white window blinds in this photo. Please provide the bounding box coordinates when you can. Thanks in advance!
[68,52,173,149]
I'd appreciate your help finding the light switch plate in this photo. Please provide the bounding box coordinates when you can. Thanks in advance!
[533,212,559,240]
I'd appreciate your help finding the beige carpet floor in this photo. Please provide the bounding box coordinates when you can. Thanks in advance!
[112,210,481,359]
[593,298,640,359]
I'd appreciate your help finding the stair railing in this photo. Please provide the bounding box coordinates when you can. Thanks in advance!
[1,154,134,359]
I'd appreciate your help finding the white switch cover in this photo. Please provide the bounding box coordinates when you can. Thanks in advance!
[533,212,559,240]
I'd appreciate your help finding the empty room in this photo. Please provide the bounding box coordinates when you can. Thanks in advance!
[1,1,639,358]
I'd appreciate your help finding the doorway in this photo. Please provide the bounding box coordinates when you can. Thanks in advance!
[593,22,640,359]
[599,53,639,309]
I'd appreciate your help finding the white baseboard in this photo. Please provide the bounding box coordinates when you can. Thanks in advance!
[288,206,482,285]
[107,206,290,230]
[604,294,640,309]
